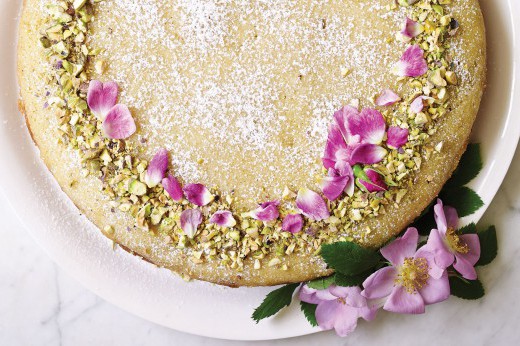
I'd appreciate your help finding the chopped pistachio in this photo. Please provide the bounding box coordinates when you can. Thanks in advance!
[73,0,87,10]
[430,69,447,87]
[128,179,147,196]
[103,225,115,236]
[445,71,458,85]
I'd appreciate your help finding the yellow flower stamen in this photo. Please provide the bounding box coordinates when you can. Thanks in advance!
[396,257,430,294]
[446,228,469,254]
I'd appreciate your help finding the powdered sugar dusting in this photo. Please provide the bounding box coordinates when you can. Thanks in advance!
[89,0,472,209]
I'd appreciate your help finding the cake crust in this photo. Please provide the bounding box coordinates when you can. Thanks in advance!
[18,0,486,286]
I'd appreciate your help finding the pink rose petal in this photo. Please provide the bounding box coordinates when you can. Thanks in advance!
[296,188,330,221]
[180,208,202,238]
[299,285,337,305]
[453,255,478,280]
[444,206,460,230]
[319,173,349,201]
[249,201,280,222]
[102,104,136,139]
[282,214,303,234]
[333,105,360,142]
[320,166,356,200]
[361,266,398,300]
[162,174,183,201]
[348,108,386,145]
[87,80,118,120]
[383,285,425,314]
[410,96,433,113]
[417,271,450,305]
[322,123,351,169]
[375,89,401,107]
[334,162,355,197]
[329,286,365,308]
[310,285,376,337]
[415,247,445,279]
[380,227,419,266]
[350,143,387,165]
[433,199,459,234]
[387,126,409,149]
[397,17,423,42]
[144,148,169,188]
[209,210,236,228]
[183,183,214,206]
[458,233,481,266]
[422,228,454,272]
[315,300,360,337]
[392,45,428,77]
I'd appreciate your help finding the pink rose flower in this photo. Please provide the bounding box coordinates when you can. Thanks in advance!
[423,199,481,280]
[361,228,450,314]
[299,285,377,337]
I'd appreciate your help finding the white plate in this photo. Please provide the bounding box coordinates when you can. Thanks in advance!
[1,0,519,341]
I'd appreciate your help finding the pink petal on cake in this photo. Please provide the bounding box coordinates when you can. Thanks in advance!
[333,105,360,142]
[102,104,136,139]
[398,18,423,42]
[392,45,428,77]
[87,80,118,120]
[183,183,214,206]
[319,168,350,201]
[387,126,409,149]
[209,210,236,228]
[161,174,183,201]
[322,123,349,169]
[296,188,330,221]
[347,108,386,145]
[334,162,355,197]
[375,89,401,107]
[410,96,433,113]
[250,201,280,222]
[350,143,387,165]
[282,214,304,234]
[144,148,169,188]
[180,208,202,238]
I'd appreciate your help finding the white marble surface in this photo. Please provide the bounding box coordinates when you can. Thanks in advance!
[1,145,519,345]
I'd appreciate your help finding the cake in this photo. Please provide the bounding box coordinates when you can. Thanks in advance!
[18,0,486,287]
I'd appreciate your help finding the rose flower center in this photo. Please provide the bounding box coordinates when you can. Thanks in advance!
[396,257,430,293]
[446,228,469,254]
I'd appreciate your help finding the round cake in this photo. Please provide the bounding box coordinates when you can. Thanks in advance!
[18,0,486,286]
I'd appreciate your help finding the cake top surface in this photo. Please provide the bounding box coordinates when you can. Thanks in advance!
[18,0,486,286]
[90,0,425,208]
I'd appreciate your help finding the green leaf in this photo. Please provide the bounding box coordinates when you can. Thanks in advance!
[251,283,299,323]
[321,241,380,276]
[412,207,436,236]
[476,225,498,266]
[334,271,371,287]
[307,275,335,290]
[449,276,485,300]
[300,302,318,327]
[440,186,483,217]
[458,222,477,234]
[446,143,483,188]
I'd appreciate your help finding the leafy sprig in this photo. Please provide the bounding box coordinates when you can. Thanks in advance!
[252,144,498,323]
[251,283,299,323]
